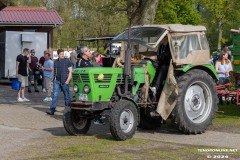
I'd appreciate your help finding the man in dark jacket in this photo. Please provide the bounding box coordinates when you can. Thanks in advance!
[46,49,72,115]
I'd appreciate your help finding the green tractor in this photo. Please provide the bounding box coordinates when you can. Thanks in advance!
[63,24,218,140]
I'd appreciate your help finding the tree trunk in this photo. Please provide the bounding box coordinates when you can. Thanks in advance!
[57,25,62,49]
[217,21,222,49]
[128,0,159,25]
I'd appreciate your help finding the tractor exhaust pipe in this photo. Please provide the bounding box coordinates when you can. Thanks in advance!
[118,16,132,97]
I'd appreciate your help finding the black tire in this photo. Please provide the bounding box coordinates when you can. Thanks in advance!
[63,107,91,135]
[171,69,217,134]
[109,100,138,141]
[138,108,162,130]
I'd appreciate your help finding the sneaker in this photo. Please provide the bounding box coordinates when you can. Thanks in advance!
[100,115,106,120]
[48,97,52,101]
[42,88,46,92]
[46,110,54,115]
[17,98,24,102]
[43,97,50,102]
[22,97,30,102]
[94,119,105,125]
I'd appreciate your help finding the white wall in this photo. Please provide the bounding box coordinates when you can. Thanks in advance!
[5,31,47,78]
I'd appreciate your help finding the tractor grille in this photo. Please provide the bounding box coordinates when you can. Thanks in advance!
[80,74,90,83]
[72,74,80,82]
[94,74,112,83]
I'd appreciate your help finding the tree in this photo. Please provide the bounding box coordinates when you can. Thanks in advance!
[155,0,202,25]
[127,0,159,25]
[200,0,240,49]
[107,0,159,25]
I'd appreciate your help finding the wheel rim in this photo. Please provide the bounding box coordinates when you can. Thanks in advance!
[184,81,212,124]
[120,109,134,133]
[72,111,87,130]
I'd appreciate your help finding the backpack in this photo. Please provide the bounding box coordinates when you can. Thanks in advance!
[212,55,219,66]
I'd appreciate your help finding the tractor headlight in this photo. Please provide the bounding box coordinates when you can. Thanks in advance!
[83,85,91,93]
[73,85,79,93]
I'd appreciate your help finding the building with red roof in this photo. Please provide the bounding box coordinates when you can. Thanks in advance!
[0,6,63,50]
[0,4,63,79]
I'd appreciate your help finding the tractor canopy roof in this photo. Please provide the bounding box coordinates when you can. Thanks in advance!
[111,24,210,66]
[132,24,206,32]
[110,24,207,49]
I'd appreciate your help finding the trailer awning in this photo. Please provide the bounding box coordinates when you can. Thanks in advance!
[77,36,115,42]
[0,6,63,25]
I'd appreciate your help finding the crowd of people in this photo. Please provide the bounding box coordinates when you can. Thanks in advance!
[15,47,104,124]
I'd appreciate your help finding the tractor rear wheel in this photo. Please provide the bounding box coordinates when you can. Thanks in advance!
[171,69,217,134]
[110,100,138,141]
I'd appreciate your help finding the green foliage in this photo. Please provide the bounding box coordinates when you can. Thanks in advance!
[199,0,240,49]
[98,47,104,55]
[155,0,202,25]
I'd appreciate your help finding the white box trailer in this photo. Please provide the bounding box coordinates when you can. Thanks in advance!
[0,31,47,79]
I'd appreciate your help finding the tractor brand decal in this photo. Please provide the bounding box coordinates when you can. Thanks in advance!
[99,85,109,88]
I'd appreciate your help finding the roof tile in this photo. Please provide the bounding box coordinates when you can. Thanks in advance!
[0,6,63,24]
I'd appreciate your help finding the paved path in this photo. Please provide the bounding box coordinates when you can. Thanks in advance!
[0,82,240,159]
[1,103,240,158]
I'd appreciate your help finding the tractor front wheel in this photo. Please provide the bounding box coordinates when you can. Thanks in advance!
[63,107,91,135]
[110,100,138,141]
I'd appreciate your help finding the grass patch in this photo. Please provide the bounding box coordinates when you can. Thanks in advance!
[10,136,240,160]
[209,103,240,133]
[213,104,240,126]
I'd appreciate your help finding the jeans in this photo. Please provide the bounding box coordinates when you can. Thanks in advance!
[28,70,38,90]
[50,80,71,113]
[218,77,230,85]
[218,77,230,104]
[72,62,76,69]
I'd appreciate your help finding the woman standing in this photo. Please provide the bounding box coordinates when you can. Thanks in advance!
[70,49,77,69]
[91,52,101,67]
[215,52,233,104]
